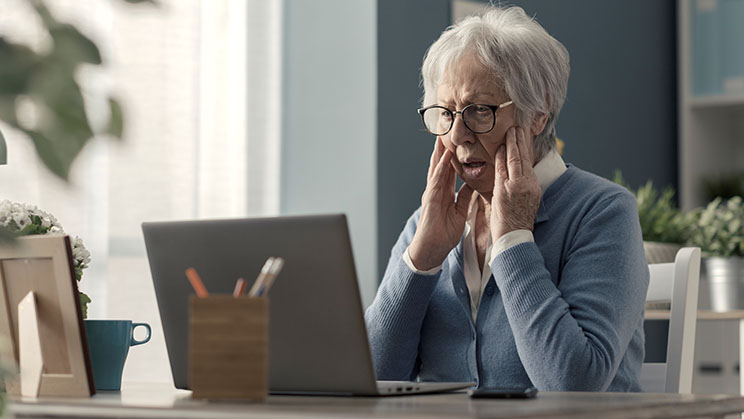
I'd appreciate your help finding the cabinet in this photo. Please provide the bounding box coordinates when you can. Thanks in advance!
[682,0,744,395]
[679,0,744,210]
[692,294,741,394]
[693,322,739,394]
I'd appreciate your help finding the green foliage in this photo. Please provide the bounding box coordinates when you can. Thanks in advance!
[0,0,153,179]
[613,171,693,244]
[0,348,14,407]
[79,291,91,319]
[0,129,5,164]
[0,228,15,244]
[688,196,744,257]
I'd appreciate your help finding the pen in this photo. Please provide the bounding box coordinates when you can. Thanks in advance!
[258,257,284,297]
[248,257,275,297]
[233,277,247,298]
[185,267,209,298]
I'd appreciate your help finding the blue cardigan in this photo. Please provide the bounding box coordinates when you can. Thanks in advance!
[365,165,649,391]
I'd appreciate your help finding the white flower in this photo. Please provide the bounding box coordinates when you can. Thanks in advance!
[12,209,30,229]
[0,199,91,275]
[71,236,91,268]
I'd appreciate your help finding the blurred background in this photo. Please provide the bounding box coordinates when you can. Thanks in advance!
[1,0,742,394]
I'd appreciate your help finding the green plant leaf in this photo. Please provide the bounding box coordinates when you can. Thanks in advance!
[30,62,93,140]
[0,38,38,96]
[28,0,59,29]
[79,291,91,319]
[0,128,6,165]
[25,121,88,178]
[688,196,744,257]
[49,24,102,67]
[23,129,74,179]
[612,170,691,243]
[0,228,17,245]
[107,97,124,138]
[20,62,96,179]
[1,0,143,181]
[612,170,628,188]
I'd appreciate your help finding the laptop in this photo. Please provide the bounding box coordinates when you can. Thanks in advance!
[142,214,474,396]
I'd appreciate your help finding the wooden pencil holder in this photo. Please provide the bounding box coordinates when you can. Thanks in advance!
[188,295,268,400]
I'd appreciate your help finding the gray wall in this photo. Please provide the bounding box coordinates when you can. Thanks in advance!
[377,0,451,280]
[376,0,678,281]
[281,0,377,307]
[506,0,678,190]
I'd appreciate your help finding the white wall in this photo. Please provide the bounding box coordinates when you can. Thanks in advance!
[280,0,377,307]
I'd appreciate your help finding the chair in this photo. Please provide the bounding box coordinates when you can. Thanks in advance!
[641,247,701,393]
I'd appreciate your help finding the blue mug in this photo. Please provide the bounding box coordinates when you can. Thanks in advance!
[84,320,151,391]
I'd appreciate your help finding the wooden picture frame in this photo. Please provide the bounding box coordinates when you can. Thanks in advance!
[0,235,94,397]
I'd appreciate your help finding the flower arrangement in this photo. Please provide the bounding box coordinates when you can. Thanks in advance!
[0,200,91,317]
[689,196,744,257]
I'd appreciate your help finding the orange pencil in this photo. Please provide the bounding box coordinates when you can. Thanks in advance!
[233,278,247,297]
[185,267,209,297]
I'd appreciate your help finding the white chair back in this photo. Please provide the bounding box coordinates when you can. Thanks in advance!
[641,247,701,393]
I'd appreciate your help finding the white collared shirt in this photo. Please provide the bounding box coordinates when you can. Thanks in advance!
[403,150,567,320]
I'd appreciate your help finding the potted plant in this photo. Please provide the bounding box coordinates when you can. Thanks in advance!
[688,196,744,312]
[614,172,694,263]
[0,200,91,317]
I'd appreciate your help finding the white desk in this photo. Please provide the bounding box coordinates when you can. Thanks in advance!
[8,382,744,419]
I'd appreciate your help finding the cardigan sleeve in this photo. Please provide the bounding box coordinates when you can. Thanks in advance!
[364,208,442,380]
[490,190,649,391]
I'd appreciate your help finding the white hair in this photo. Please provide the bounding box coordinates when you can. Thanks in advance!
[421,6,570,160]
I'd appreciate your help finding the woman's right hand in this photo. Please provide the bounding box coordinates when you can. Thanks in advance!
[407,137,474,271]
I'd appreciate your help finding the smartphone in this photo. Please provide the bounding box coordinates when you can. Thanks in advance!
[468,386,538,399]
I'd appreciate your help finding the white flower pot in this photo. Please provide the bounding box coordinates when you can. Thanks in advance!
[704,257,744,312]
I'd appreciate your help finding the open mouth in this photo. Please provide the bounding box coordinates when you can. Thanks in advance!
[460,160,487,178]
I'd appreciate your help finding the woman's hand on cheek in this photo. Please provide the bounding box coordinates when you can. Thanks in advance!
[490,127,541,241]
[408,137,474,271]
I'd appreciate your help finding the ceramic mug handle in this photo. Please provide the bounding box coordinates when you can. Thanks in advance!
[130,323,151,346]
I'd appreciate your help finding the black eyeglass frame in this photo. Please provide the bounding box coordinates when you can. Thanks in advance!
[416,100,514,136]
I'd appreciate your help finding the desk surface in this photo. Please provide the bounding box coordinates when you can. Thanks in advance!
[8,382,744,419]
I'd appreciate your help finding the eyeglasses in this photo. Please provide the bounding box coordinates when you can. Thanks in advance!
[417,101,514,136]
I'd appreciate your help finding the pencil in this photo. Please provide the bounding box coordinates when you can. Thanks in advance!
[260,257,284,296]
[185,267,209,298]
[248,257,275,297]
[233,277,247,297]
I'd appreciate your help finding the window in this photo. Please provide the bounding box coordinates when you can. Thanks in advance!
[0,0,282,384]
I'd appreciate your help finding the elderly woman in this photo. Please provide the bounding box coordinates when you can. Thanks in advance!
[365,6,648,392]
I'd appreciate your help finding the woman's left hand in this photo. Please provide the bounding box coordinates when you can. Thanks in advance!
[489,126,541,241]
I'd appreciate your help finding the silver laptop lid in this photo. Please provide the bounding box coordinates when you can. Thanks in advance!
[142,214,378,395]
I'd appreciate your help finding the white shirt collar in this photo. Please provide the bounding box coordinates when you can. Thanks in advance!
[534,149,567,193]
[464,149,566,236]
